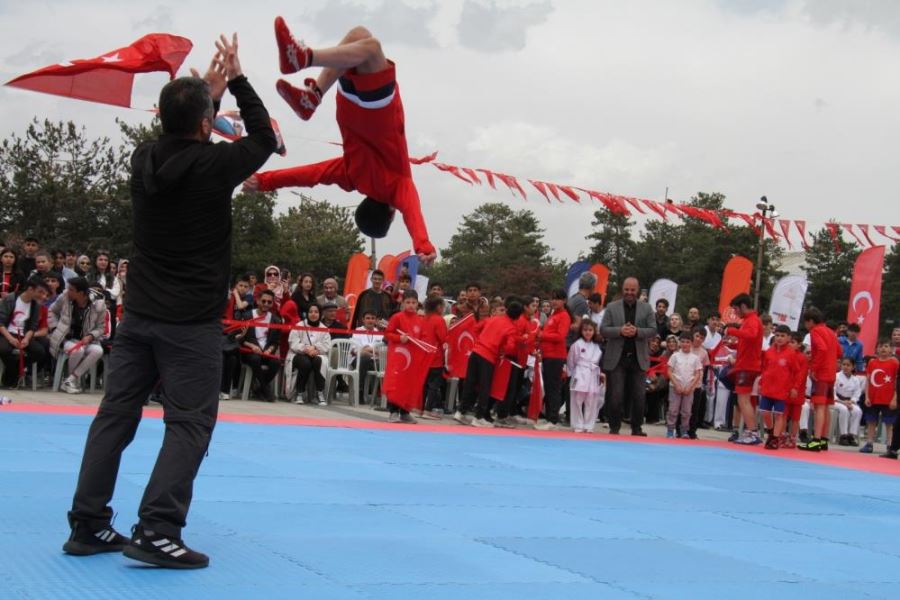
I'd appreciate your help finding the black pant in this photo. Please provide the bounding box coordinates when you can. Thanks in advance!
[68,312,221,538]
[356,354,374,396]
[221,348,241,394]
[293,354,324,393]
[607,354,646,433]
[496,364,524,419]
[241,350,280,389]
[424,367,446,411]
[460,353,495,419]
[0,336,46,385]
[890,420,900,452]
[688,388,707,436]
[645,385,666,424]
[542,358,565,424]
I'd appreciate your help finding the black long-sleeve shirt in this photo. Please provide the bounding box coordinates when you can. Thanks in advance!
[126,76,277,323]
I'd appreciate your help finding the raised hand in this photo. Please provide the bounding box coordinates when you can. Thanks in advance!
[190,52,227,101]
[215,33,243,81]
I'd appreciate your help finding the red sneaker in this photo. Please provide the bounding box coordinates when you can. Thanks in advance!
[277,78,321,121]
[781,435,796,449]
[275,16,312,74]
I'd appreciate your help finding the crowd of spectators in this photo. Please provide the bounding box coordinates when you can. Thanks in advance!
[3,237,900,459]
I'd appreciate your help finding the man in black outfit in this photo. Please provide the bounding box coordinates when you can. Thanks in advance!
[63,34,277,569]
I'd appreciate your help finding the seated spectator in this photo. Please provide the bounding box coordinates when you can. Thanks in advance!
[834,357,863,446]
[86,251,115,294]
[352,269,395,327]
[321,302,349,338]
[291,272,317,322]
[221,276,252,400]
[30,250,53,278]
[51,250,67,277]
[240,289,282,401]
[18,237,39,276]
[0,276,49,387]
[110,259,128,321]
[287,304,331,405]
[665,313,683,339]
[48,277,106,394]
[351,310,382,402]
[43,271,63,306]
[316,277,349,322]
[76,255,91,277]
[1,247,23,300]
[63,250,79,279]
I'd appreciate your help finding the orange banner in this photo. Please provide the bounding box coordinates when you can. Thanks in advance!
[718,256,753,317]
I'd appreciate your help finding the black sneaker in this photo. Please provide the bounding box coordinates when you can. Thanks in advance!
[799,429,809,444]
[880,449,899,459]
[123,525,209,569]
[62,521,128,555]
[798,438,824,452]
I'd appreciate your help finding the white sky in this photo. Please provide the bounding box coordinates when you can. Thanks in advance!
[1,0,899,262]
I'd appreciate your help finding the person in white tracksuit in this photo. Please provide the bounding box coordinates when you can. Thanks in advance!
[566,320,605,433]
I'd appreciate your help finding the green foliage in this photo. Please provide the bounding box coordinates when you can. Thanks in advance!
[801,225,859,325]
[882,244,900,336]
[425,202,565,296]
[230,191,279,277]
[274,194,365,281]
[595,192,783,315]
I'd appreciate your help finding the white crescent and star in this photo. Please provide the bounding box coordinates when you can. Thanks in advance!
[457,331,475,353]
[870,368,891,388]
[395,346,412,371]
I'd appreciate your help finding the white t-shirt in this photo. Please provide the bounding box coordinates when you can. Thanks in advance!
[668,350,703,390]
[254,310,272,348]
[702,327,722,351]
[7,296,30,336]
[351,327,381,352]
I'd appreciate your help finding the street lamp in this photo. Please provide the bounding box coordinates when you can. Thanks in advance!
[753,196,778,310]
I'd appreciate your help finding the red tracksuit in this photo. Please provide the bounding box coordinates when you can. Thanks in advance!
[539,308,571,360]
[760,344,797,401]
[472,316,519,364]
[384,310,423,344]
[726,310,762,373]
[421,313,448,369]
[866,358,899,406]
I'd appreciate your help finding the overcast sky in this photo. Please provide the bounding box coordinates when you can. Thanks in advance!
[1,0,898,262]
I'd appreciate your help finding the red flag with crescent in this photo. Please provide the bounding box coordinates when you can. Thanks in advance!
[446,313,476,379]
[847,246,885,356]
[527,358,543,421]
[489,358,520,401]
[382,333,437,412]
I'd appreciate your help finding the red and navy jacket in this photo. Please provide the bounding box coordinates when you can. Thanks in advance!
[759,344,798,401]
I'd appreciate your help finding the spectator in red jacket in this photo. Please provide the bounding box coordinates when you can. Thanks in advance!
[536,289,572,430]
[798,307,842,452]
[723,294,763,446]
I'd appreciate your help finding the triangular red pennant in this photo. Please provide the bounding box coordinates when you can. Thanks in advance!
[409,151,438,164]
[495,172,527,199]
[841,223,867,247]
[794,220,810,249]
[558,185,580,202]
[461,167,481,184]
[778,219,793,249]
[857,224,878,247]
[624,197,646,214]
[642,199,668,220]
[545,182,562,202]
[874,225,900,242]
[476,169,497,189]
[826,223,842,253]
[528,180,551,203]
[432,162,472,184]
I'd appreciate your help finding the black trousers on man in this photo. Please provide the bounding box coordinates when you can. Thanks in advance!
[542,358,565,425]
[606,353,646,434]
[68,312,221,538]
[0,337,46,386]
[460,352,495,419]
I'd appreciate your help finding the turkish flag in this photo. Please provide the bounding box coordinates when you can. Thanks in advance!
[490,358,521,401]
[446,313,476,379]
[5,33,192,108]
[847,246,885,355]
[527,358,543,421]
[382,334,436,412]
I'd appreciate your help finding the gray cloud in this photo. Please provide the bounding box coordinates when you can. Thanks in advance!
[132,5,175,32]
[458,0,553,52]
[4,42,64,68]
[305,0,440,48]
[801,0,900,37]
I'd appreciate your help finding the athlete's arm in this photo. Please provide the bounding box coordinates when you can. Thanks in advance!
[245,158,353,193]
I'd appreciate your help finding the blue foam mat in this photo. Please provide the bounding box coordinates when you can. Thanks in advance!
[2,411,900,599]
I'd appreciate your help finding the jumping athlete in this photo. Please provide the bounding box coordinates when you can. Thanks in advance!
[243,19,437,264]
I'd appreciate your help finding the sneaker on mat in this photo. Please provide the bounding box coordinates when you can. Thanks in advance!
[764,435,780,450]
[494,417,516,429]
[452,411,472,425]
[62,521,128,556]
[734,430,762,445]
[388,412,401,423]
[859,442,874,454]
[62,375,82,394]
[727,430,740,443]
[471,417,494,429]
[533,420,559,431]
[123,525,209,569]
[798,438,824,452]
[666,429,675,439]
[880,449,899,459]
[399,412,417,424]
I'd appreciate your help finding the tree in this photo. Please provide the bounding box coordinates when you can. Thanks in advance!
[802,225,860,325]
[275,194,364,282]
[231,191,279,277]
[426,202,564,296]
[585,210,636,289]
[0,118,131,256]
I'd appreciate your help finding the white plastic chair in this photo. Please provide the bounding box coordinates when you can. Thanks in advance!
[325,339,360,406]
[364,343,388,408]
[0,358,39,391]
[52,351,102,393]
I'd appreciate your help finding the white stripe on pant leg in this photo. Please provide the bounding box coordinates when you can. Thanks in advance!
[800,402,810,430]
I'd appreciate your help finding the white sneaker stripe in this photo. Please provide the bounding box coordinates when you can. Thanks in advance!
[170,548,187,558]
[161,544,179,553]
[152,538,171,547]
[105,531,116,542]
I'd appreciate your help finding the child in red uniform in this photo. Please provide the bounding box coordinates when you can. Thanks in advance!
[798,307,842,452]
[758,325,797,449]
[244,20,436,264]
[536,289,572,431]
[782,333,808,448]
[860,340,899,453]
[723,294,763,445]
[420,295,448,419]
[383,290,425,423]
[454,298,524,429]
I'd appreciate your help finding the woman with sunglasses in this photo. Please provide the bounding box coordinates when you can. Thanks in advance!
[75,255,91,278]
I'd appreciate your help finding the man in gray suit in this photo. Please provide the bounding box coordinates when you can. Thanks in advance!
[600,277,657,435]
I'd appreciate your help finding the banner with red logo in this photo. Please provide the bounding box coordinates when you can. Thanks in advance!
[446,314,477,379]
[5,33,191,108]
[847,246,885,355]
[382,333,436,412]
[343,252,371,316]
[718,256,753,318]
[590,264,610,304]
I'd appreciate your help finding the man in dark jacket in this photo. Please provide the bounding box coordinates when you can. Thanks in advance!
[0,276,49,386]
[240,289,283,401]
[63,35,277,569]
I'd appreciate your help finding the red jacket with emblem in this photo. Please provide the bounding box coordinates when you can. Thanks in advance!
[421,312,448,368]
[725,310,762,373]
[384,310,423,345]
[472,315,519,364]
[539,308,571,360]
[759,344,798,401]
[808,323,840,383]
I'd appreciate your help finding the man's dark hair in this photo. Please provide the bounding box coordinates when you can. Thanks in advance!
[730,293,753,309]
[791,332,804,345]
[159,77,213,136]
[66,249,76,256]
[355,197,394,238]
[237,273,251,284]
[588,293,603,304]
[707,311,720,320]
[424,295,444,314]
[51,249,64,259]
[551,288,567,301]
[429,282,442,290]
[372,269,385,278]
[578,271,597,290]
[774,324,791,335]
[847,323,861,333]
[44,270,62,283]
[24,275,50,293]
[656,298,669,309]
[398,272,412,283]
[679,332,693,341]
[691,326,706,339]
[402,289,418,301]
[466,282,481,291]
[362,309,378,318]
[68,276,89,294]
[803,307,824,324]
[24,236,38,244]
[505,298,524,320]
[259,289,276,300]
